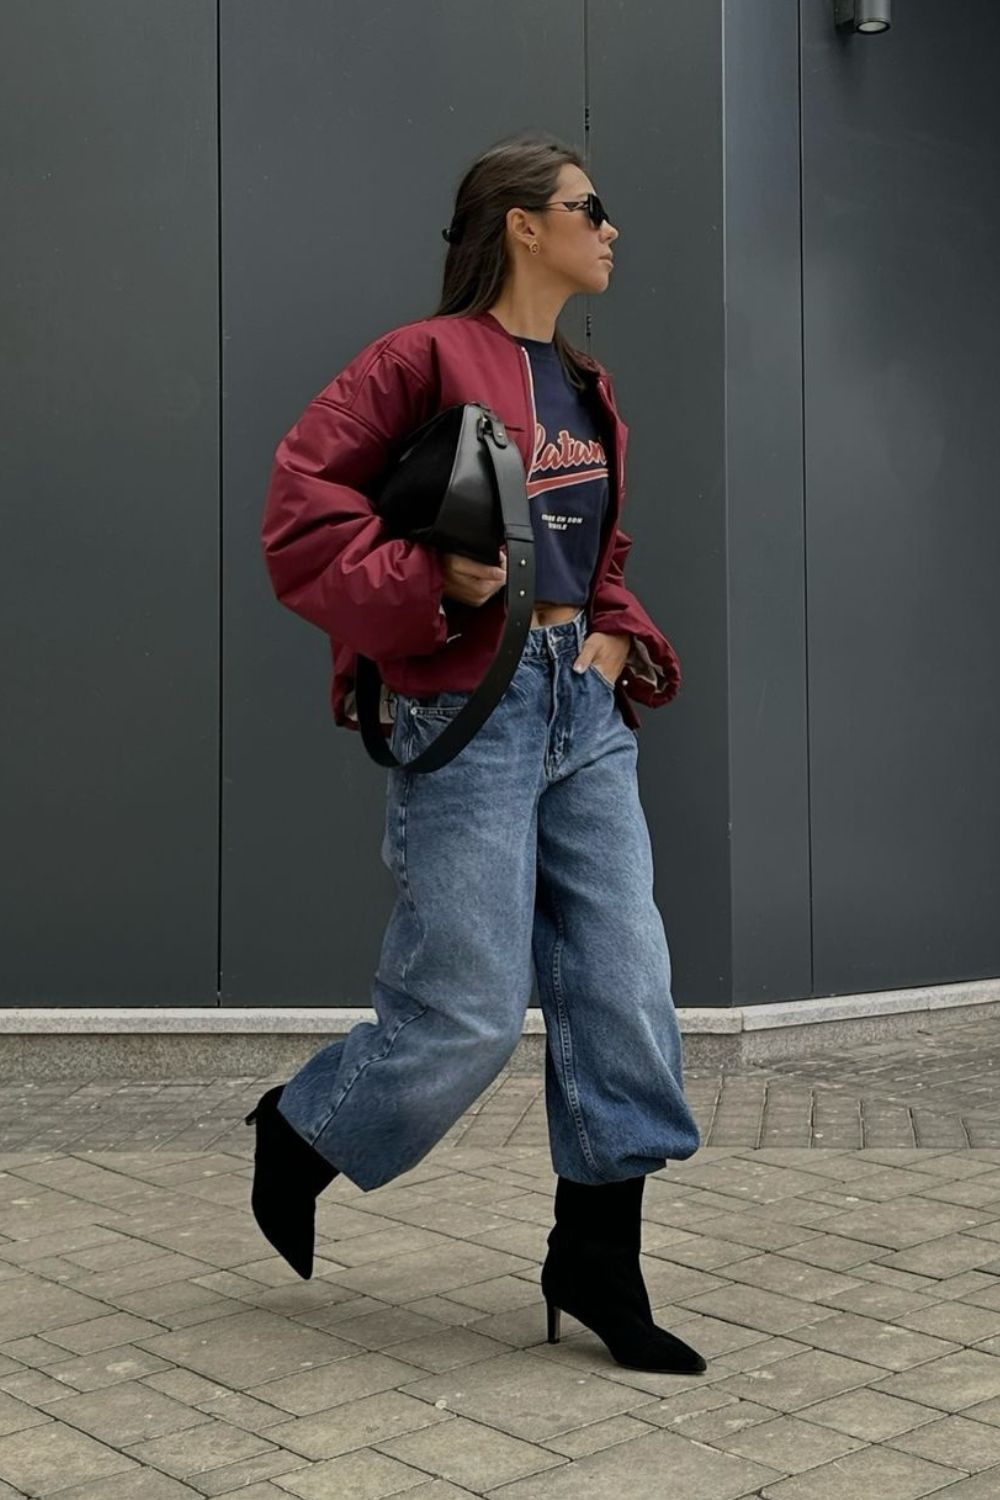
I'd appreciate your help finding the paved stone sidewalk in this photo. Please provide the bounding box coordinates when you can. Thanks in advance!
[3,1009,1000,1157]
[3,1016,1000,1498]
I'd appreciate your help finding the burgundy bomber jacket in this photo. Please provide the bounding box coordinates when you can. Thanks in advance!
[260,308,681,737]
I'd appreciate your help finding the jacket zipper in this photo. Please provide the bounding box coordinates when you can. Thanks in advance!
[587,375,619,622]
[519,345,538,461]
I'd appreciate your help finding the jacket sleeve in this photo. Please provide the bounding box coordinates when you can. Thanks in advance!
[589,525,682,706]
[260,333,449,662]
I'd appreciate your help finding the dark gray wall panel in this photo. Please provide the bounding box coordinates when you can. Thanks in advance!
[1,2,219,1005]
[802,0,1000,991]
[722,0,812,1005]
[221,1,586,1005]
[589,0,729,1005]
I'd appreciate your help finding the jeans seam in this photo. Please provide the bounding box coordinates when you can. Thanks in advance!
[549,882,600,1175]
[385,712,425,987]
[396,759,424,984]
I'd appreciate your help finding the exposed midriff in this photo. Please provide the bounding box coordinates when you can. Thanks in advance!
[529,602,581,627]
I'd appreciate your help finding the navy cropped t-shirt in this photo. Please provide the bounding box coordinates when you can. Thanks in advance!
[517,335,611,606]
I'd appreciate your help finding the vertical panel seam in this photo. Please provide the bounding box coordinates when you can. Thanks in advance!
[216,0,223,1006]
[797,0,815,994]
[584,0,590,352]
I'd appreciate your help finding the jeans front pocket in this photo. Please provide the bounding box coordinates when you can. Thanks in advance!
[586,661,617,694]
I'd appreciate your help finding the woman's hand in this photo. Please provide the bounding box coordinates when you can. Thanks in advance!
[440,548,507,607]
[573,630,632,684]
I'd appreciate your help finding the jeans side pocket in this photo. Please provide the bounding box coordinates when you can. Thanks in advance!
[586,661,617,694]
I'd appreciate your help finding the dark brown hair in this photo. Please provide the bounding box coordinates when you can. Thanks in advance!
[431,130,594,393]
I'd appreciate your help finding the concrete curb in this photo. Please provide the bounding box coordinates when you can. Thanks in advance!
[1,977,997,1078]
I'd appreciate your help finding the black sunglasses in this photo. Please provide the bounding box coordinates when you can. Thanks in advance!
[535,193,610,230]
[442,192,611,247]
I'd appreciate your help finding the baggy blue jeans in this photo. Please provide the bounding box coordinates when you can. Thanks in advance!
[277,608,701,1191]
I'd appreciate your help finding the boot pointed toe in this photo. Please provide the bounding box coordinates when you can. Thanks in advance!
[617,1325,708,1374]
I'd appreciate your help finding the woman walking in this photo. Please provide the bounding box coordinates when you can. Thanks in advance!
[252,131,705,1375]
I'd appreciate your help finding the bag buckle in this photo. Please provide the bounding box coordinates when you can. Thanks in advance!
[477,410,508,448]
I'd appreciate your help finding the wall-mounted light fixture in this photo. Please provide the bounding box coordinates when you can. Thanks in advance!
[834,0,891,31]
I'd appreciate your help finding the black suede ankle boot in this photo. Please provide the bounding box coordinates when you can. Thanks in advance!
[244,1084,340,1280]
[540,1173,707,1374]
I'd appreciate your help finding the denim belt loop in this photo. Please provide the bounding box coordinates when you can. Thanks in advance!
[543,608,586,660]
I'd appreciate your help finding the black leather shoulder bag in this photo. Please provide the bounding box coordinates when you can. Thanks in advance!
[355,403,535,774]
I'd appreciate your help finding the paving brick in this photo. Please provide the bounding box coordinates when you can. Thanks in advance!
[870,1350,1000,1412]
[896,1470,1000,1498]
[50,1380,212,1447]
[479,1425,781,1499]
[397,1349,657,1443]
[894,1299,1000,1344]
[31,1471,202,1499]
[268,1446,438,1499]
[817,1282,934,1324]
[263,1388,452,1461]
[183,1445,311,1495]
[646,1394,793,1443]
[713,1347,880,1413]
[785,1310,960,1371]
[0,1418,137,1493]
[885,1411,1000,1472]
[539,1411,661,1456]
[797,1386,944,1441]
[710,1411,866,1471]
[377,1413,566,1490]
[676,1282,841,1338]
[757,1441,962,1497]
[122,1417,278,1478]
[698,1249,866,1304]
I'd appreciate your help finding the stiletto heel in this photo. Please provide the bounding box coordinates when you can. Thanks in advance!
[546,1297,561,1343]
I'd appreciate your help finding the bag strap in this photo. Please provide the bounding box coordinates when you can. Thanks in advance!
[355,409,534,772]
